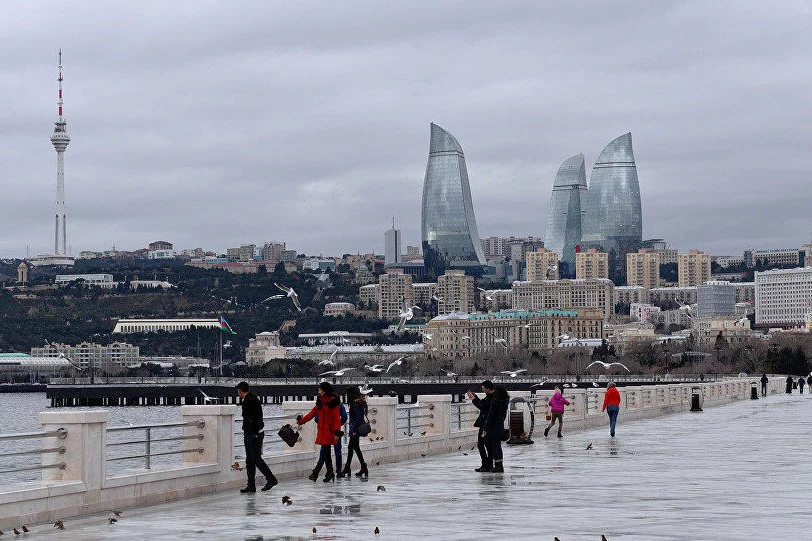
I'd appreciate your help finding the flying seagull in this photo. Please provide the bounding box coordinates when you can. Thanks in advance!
[319,367,356,377]
[364,364,385,373]
[586,360,631,373]
[261,294,284,303]
[441,369,458,378]
[396,298,420,333]
[198,389,219,403]
[317,347,340,367]
[422,333,433,341]
[386,356,405,373]
[531,379,549,387]
[477,287,494,301]
[360,384,374,395]
[274,282,302,311]
[500,369,527,378]
[432,294,443,302]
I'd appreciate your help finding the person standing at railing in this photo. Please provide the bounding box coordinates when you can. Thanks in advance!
[340,385,369,478]
[761,373,768,397]
[297,381,342,483]
[544,387,570,438]
[236,381,278,493]
[467,380,494,473]
[602,382,621,437]
[480,385,509,473]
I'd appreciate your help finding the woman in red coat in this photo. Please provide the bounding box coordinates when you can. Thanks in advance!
[602,382,621,437]
[297,381,342,482]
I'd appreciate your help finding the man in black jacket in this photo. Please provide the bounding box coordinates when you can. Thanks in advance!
[237,381,278,493]
[467,380,494,472]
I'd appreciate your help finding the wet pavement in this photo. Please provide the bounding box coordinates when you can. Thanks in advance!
[18,393,812,540]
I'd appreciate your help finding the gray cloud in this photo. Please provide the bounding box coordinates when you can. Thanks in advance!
[1,0,810,258]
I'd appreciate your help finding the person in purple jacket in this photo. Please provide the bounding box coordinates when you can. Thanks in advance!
[544,387,570,438]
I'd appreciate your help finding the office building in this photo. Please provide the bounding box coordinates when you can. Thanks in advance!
[755,267,812,327]
[544,154,587,270]
[421,123,486,275]
[384,223,402,266]
[581,133,643,284]
[697,280,736,318]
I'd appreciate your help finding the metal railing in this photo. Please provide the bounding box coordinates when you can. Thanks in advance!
[451,402,478,431]
[107,420,204,470]
[0,428,68,475]
[396,403,434,437]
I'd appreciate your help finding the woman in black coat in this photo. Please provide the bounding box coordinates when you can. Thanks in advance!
[340,386,369,478]
[481,386,509,473]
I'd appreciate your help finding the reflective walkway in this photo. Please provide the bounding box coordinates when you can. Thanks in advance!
[23,393,812,540]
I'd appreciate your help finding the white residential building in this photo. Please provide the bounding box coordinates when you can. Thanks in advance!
[755,267,812,327]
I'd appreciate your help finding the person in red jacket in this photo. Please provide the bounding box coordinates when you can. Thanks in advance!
[602,382,621,437]
[297,381,342,482]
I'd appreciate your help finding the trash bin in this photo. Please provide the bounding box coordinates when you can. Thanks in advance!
[750,382,759,400]
[690,386,703,412]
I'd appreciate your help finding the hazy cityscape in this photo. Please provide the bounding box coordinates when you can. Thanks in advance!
[1,2,811,538]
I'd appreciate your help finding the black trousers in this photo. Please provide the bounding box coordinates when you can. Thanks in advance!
[345,435,365,468]
[477,429,490,466]
[244,432,274,486]
[761,382,767,396]
[486,431,503,463]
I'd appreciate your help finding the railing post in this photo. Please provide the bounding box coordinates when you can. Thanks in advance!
[38,410,109,491]
[180,405,237,470]
[145,427,151,470]
[365,396,398,455]
[418,395,451,436]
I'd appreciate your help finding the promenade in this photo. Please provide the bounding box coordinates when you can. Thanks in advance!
[21,392,810,540]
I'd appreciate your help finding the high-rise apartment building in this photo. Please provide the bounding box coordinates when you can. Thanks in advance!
[627,249,660,289]
[261,242,286,261]
[525,248,559,281]
[678,249,711,287]
[404,245,422,261]
[378,268,414,320]
[576,248,609,279]
[384,224,402,266]
[544,154,587,271]
[436,269,475,314]
[421,123,486,275]
[755,267,812,327]
[581,133,643,284]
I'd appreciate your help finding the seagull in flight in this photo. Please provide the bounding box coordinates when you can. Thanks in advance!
[274,282,302,311]
[491,335,508,349]
[441,369,458,378]
[422,333,433,341]
[317,348,340,367]
[477,287,494,301]
[523,322,534,328]
[364,364,385,373]
[396,298,421,333]
[261,294,284,303]
[460,335,470,340]
[432,294,443,302]
[223,340,232,348]
[359,384,373,395]
[198,389,219,403]
[386,357,405,373]
[531,379,549,387]
[319,368,356,377]
[586,360,631,373]
[501,369,527,378]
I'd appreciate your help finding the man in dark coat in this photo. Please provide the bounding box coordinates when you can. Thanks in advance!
[237,381,278,493]
[467,380,495,472]
[760,373,768,397]
[481,385,509,473]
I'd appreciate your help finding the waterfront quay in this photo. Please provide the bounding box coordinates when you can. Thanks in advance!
[45,375,716,407]
[11,389,809,540]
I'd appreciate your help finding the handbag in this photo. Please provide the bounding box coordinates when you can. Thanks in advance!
[277,423,300,447]
[357,411,372,437]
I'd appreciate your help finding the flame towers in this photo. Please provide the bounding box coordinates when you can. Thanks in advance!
[580,132,642,284]
[421,123,486,277]
[544,154,587,273]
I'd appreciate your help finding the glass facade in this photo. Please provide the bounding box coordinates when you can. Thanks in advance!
[421,123,486,276]
[544,154,587,273]
[581,133,642,284]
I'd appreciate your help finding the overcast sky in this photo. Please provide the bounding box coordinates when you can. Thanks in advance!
[1,1,810,259]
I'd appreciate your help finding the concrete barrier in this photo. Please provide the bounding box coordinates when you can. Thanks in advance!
[0,377,786,528]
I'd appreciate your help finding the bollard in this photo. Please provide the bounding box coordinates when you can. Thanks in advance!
[750,382,759,400]
[690,386,703,412]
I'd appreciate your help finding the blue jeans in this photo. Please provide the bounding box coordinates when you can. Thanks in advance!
[606,405,619,436]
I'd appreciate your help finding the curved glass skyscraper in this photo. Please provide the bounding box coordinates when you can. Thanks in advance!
[581,132,642,284]
[544,154,587,274]
[421,123,486,276]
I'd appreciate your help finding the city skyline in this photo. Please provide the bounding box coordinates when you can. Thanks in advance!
[1,2,810,258]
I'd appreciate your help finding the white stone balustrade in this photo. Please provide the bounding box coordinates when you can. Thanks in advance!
[0,378,787,529]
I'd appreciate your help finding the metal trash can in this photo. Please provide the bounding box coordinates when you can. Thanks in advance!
[750,382,759,400]
[690,386,703,412]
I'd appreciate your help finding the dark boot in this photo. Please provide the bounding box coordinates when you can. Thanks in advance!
[260,474,278,491]
[557,431,563,438]
[544,427,550,437]
[491,462,504,473]
[356,463,368,478]
[339,464,351,478]
[323,471,335,483]
[475,460,492,472]
[308,469,319,482]
[240,483,256,493]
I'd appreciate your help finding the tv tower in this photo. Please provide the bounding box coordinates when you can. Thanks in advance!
[50,49,70,256]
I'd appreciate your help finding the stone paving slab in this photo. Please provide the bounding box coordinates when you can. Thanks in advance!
[14,393,812,540]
